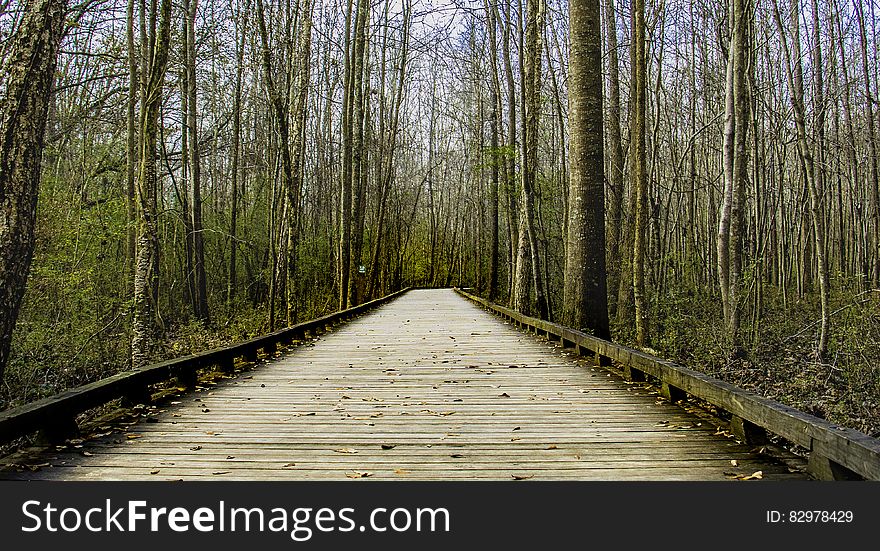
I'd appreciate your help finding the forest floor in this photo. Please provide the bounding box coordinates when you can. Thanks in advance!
[618,285,880,439]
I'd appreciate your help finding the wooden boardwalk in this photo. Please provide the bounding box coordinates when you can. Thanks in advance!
[3,289,805,480]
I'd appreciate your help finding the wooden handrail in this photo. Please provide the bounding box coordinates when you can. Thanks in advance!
[0,287,411,446]
[454,287,880,481]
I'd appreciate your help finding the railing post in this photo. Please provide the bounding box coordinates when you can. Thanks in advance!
[36,416,79,446]
[176,368,198,391]
[623,365,646,382]
[660,382,687,403]
[122,386,153,407]
[219,355,236,374]
[729,415,767,446]
[263,341,277,356]
[806,453,862,480]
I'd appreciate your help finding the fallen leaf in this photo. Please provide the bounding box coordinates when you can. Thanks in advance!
[126,434,142,440]
[81,451,94,457]
[190,445,202,451]
[511,474,534,480]
[333,448,358,454]
[730,460,738,467]
[499,392,510,398]
[739,471,763,481]
[345,471,373,479]
[512,426,521,431]
[282,463,296,468]
[150,470,160,475]
[450,453,465,458]
[226,456,235,460]
[545,445,558,450]
[212,471,230,475]
[381,444,396,450]
[393,468,409,475]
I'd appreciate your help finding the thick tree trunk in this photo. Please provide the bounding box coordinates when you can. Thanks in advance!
[0,0,68,382]
[563,0,610,339]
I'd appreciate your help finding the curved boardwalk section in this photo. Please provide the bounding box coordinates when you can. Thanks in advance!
[3,289,804,480]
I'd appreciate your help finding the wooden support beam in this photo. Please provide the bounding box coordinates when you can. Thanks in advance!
[660,382,687,403]
[807,453,863,480]
[623,365,646,382]
[36,417,79,446]
[263,341,277,356]
[219,356,236,374]
[122,386,153,407]
[729,415,768,445]
[176,369,198,391]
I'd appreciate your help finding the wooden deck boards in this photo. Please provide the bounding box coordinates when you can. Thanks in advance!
[2,289,806,480]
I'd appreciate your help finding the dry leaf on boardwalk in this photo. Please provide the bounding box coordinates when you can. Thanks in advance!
[333,448,359,454]
[346,471,373,479]
[511,474,534,480]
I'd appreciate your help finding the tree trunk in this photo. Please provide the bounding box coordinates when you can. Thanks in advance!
[287,0,313,323]
[563,0,610,339]
[773,0,829,359]
[126,0,138,292]
[227,0,249,309]
[854,0,880,288]
[132,0,173,368]
[631,0,650,348]
[0,0,68,382]
[514,0,548,319]
[718,0,751,353]
[603,0,624,317]
[185,0,209,323]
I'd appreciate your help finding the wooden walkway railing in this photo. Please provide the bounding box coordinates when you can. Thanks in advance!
[454,288,880,481]
[0,288,409,447]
